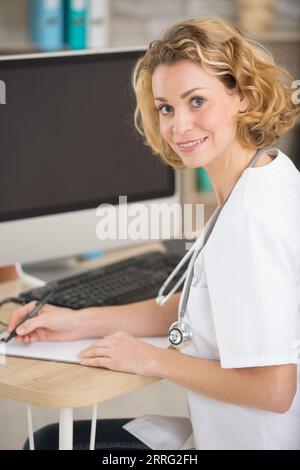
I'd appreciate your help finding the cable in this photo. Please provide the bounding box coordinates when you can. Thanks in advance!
[0,298,26,334]
[0,319,8,335]
[0,297,26,308]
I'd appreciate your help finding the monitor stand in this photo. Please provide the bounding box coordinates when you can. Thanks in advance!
[19,254,104,285]
[0,253,102,287]
[0,263,50,286]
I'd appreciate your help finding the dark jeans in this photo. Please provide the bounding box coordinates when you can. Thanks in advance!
[23,418,150,450]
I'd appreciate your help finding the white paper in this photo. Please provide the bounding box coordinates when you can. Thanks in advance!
[2,336,169,364]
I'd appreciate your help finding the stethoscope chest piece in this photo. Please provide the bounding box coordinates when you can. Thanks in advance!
[168,320,192,349]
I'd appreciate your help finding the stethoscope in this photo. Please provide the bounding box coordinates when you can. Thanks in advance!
[156,147,269,349]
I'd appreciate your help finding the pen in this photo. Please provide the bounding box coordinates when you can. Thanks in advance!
[4,292,52,343]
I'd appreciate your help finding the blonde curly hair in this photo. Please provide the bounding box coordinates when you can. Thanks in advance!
[132,17,300,170]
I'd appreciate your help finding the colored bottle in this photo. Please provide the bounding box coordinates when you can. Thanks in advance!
[31,0,64,51]
[197,167,213,192]
[65,0,87,49]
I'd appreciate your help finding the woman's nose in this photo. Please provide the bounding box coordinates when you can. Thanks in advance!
[172,110,194,136]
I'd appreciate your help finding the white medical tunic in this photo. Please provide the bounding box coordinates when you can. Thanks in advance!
[125,149,300,450]
[185,148,300,450]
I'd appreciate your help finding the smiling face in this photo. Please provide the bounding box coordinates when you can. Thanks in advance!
[152,60,248,169]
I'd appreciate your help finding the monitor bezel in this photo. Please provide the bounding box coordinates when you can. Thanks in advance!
[0,46,175,223]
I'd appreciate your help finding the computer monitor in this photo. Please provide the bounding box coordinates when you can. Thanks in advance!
[0,47,181,270]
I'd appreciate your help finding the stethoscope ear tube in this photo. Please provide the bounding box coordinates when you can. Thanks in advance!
[156,235,204,305]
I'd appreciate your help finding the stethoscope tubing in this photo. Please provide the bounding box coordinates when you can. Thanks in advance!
[157,147,270,331]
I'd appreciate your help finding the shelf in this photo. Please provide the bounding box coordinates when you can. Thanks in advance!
[249,30,300,42]
[0,44,113,56]
[0,43,38,55]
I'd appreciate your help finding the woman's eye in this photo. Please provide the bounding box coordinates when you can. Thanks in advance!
[191,96,206,107]
[158,97,205,115]
[159,104,174,115]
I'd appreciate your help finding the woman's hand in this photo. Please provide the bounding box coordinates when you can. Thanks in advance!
[77,331,162,376]
[7,301,88,343]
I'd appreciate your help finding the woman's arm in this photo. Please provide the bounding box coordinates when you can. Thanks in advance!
[8,292,180,342]
[80,292,180,337]
[78,331,296,414]
[147,348,297,414]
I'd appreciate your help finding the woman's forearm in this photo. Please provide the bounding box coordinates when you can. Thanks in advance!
[80,292,180,337]
[147,348,297,413]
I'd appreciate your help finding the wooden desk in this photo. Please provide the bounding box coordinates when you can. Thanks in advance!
[0,243,165,449]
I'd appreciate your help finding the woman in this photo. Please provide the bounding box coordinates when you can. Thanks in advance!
[9,17,300,450]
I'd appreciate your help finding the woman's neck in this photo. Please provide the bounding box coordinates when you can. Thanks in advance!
[203,144,272,206]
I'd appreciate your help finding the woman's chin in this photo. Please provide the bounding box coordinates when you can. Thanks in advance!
[180,154,207,169]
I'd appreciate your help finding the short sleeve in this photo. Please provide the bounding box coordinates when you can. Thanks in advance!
[204,209,299,368]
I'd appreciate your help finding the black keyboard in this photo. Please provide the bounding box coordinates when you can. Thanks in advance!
[19,251,185,309]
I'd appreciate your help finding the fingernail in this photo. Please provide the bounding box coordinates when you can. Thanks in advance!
[16,326,25,334]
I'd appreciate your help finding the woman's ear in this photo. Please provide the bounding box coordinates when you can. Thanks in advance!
[238,90,248,113]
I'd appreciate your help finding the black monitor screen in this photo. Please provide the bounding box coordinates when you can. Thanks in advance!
[0,51,175,222]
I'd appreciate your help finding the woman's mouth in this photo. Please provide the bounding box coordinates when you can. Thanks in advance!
[176,136,208,153]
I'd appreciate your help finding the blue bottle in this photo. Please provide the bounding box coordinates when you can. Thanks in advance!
[31,0,64,51]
